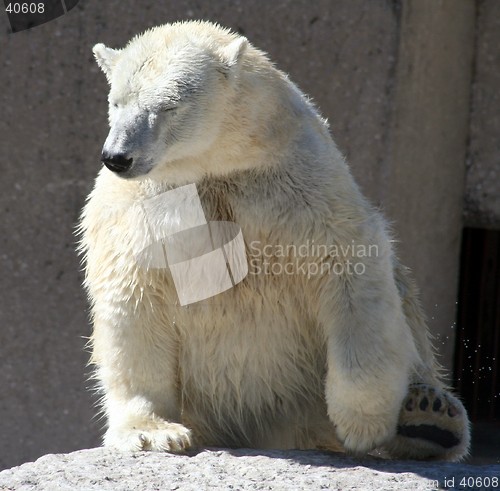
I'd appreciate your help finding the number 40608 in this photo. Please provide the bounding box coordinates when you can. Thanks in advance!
[6,3,45,14]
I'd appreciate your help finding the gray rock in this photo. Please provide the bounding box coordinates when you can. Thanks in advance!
[0,448,498,491]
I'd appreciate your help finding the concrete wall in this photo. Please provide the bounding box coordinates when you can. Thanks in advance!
[465,0,500,230]
[383,0,475,370]
[0,0,482,469]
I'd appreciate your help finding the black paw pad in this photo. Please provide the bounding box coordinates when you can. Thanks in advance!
[419,397,429,411]
[397,424,460,449]
[405,398,415,411]
[432,398,442,412]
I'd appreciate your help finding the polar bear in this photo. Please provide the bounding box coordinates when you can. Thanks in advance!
[79,21,470,461]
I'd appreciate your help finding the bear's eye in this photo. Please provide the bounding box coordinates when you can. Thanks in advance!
[161,106,177,113]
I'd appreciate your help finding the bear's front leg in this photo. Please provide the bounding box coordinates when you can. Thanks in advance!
[91,313,193,453]
[319,260,419,455]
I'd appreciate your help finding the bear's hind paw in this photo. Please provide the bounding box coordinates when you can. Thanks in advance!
[384,384,470,461]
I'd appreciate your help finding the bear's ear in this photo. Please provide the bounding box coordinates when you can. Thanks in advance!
[218,37,248,76]
[93,43,120,82]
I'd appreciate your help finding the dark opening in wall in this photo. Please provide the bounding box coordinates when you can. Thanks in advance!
[455,227,500,422]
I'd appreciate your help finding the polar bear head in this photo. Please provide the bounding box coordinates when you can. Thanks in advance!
[93,22,249,180]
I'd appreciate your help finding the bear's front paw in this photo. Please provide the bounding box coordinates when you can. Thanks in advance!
[104,420,193,453]
[331,407,396,455]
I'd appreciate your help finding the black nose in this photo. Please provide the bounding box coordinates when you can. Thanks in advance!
[101,151,133,173]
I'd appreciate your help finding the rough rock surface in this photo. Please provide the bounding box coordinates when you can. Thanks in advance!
[0,448,498,491]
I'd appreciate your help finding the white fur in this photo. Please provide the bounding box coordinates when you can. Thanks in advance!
[80,21,469,459]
